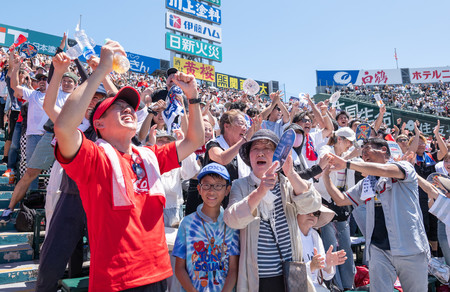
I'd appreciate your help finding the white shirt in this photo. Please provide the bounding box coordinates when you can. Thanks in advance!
[22,87,70,136]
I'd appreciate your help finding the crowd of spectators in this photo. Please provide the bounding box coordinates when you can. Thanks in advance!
[326,82,450,117]
[0,36,449,292]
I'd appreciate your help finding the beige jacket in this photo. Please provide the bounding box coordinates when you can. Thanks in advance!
[224,174,321,292]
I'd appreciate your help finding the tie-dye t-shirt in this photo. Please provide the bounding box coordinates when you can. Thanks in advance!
[172,205,240,292]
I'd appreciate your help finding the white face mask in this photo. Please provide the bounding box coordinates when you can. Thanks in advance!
[294,133,303,147]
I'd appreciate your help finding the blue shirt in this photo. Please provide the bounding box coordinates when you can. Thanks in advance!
[173,204,240,292]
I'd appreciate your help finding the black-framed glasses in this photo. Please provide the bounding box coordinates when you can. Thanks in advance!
[199,183,227,191]
[131,153,145,180]
[312,211,321,218]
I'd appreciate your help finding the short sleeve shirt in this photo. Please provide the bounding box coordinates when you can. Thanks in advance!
[55,133,180,291]
[172,210,240,292]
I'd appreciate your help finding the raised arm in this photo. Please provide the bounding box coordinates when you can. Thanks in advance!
[9,50,24,97]
[434,120,448,160]
[275,91,290,124]
[43,53,71,122]
[322,169,353,206]
[54,41,124,160]
[372,104,386,132]
[173,72,205,162]
[260,92,278,120]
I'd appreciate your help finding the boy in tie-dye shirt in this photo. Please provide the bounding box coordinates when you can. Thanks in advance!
[173,163,239,292]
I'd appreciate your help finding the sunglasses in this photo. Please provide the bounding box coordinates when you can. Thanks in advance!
[300,118,312,123]
[397,139,407,143]
[38,77,47,81]
[131,153,145,180]
[312,211,321,218]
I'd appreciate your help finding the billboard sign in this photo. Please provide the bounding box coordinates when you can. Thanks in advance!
[317,69,403,86]
[0,23,62,55]
[166,32,222,62]
[215,72,269,95]
[166,11,222,43]
[409,67,450,84]
[203,0,221,6]
[173,56,215,82]
[166,0,222,24]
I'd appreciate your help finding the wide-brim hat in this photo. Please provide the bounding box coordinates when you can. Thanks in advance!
[239,129,279,167]
[92,86,140,131]
[437,176,450,193]
[313,205,336,228]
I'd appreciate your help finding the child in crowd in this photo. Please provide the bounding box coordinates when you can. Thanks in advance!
[173,163,239,292]
[297,204,347,292]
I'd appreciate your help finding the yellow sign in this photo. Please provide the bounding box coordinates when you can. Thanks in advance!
[173,57,215,82]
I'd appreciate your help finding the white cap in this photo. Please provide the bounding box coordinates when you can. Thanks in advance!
[335,127,356,142]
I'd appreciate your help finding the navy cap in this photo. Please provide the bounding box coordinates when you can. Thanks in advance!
[197,163,230,183]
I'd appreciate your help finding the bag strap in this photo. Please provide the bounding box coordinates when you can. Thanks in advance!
[267,220,285,263]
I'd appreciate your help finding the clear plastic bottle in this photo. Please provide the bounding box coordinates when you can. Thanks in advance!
[74,29,96,60]
[112,53,130,74]
[105,38,130,74]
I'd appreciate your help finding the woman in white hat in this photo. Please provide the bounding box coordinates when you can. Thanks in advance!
[297,205,347,292]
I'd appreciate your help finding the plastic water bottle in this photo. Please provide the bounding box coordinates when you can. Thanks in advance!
[65,43,83,60]
[74,29,96,60]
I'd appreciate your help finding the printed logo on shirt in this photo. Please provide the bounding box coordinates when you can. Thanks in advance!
[192,239,227,286]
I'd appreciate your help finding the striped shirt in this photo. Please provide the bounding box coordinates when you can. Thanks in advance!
[257,183,293,278]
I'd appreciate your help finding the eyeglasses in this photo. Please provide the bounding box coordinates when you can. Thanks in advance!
[397,139,407,143]
[199,183,227,191]
[131,153,145,180]
[38,77,47,81]
[300,118,312,123]
[312,211,321,218]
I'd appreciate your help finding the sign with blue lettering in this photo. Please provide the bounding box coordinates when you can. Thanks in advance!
[166,11,222,43]
[166,0,222,24]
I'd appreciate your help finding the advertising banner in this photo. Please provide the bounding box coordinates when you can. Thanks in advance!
[0,23,62,55]
[316,69,402,86]
[166,0,222,24]
[203,0,220,6]
[173,56,215,82]
[166,11,222,43]
[215,72,269,95]
[166,32,222,62]
[314,93,450,137]
[409,67,450,84]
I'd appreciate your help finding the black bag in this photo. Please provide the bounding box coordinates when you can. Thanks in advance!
[15,203,36,232]
[322,198,352,222]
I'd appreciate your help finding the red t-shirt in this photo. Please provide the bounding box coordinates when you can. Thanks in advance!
[55,133,180,291]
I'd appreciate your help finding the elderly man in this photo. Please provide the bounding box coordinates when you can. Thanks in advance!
[54,41,204,291]
[322,138,430,292]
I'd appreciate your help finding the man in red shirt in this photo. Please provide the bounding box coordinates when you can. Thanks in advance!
[54,41,204,291]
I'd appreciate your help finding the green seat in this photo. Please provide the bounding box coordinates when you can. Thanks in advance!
[61,276,89,292]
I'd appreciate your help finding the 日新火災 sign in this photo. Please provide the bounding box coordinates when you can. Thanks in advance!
[166,0,221,24]
[166,32,222,62]
[166,11,222,43]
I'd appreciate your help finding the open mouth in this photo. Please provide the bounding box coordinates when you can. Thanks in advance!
[256,160,267,165]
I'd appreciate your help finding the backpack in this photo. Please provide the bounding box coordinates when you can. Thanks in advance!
[15,203,36,232]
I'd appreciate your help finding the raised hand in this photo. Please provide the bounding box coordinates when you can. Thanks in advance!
[433,120,441,135]
[52,52,71,73]
[328,153,347,171]
[98,40,126,73]
[325,245,347,267]
[281,152,294,177]
[310,248,325,272]
[260,161,279,191]
[172,72,198,99]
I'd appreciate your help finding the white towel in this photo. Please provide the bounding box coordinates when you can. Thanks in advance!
[95,139,166,210]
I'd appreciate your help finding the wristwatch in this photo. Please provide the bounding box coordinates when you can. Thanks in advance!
[147,107,158,115]
[346,161,351,169]
[188,98,202,104]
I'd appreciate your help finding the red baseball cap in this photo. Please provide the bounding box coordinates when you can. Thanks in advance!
[92,86,140,131]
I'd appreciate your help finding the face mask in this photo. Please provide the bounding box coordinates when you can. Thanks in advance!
[294,133,303,147]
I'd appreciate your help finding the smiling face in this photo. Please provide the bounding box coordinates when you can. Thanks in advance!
[361,143,387,163]
[296,115,312,134]
[61,76,76,93]
[337,113,349,127]
[197,175,230,210]
[249,139,276,178]
[97,99,137,136]
[224,114,247,144]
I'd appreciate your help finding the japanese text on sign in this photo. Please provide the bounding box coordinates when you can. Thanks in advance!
[166,32,222,62]
[215,72,269,95]
[173,56,215,82]
[166,0,222,24]
[166,11,222,43]
[409,67,450,84]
